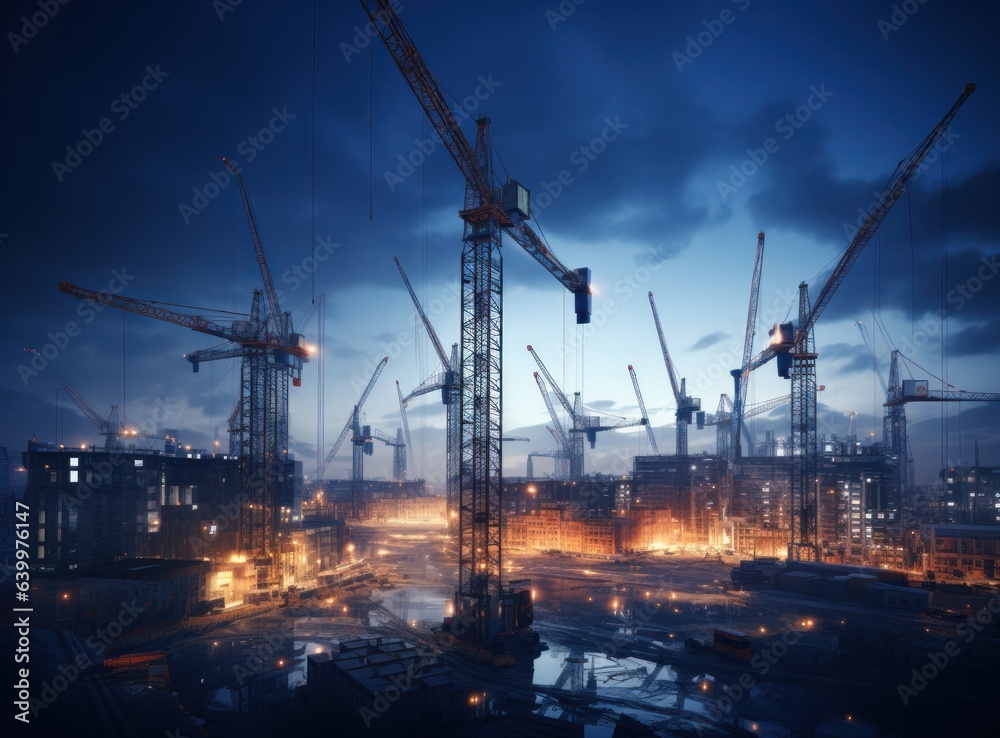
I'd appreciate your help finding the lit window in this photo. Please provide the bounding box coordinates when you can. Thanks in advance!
[134,460,143,468]
[70,457,79,467]
[69,470,79,483]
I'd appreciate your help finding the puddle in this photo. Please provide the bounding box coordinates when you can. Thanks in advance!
[373,585,451,625]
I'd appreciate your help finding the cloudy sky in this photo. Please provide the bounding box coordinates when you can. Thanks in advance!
[2,1,998,487]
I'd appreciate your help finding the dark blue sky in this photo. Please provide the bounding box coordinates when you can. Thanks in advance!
[2,1,998,485]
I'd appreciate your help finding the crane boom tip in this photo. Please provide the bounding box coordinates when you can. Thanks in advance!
[964,82,976,93]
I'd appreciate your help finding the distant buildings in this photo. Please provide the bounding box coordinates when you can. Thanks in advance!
[941,464,1000,524]
[924,524,1000,579]
[19,438,328,605]
[632,455,726,542]
[501,478,678,556]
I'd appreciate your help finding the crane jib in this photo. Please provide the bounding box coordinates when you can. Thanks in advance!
[363,0,593,324]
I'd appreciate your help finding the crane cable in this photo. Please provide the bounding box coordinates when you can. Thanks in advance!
[311,0,318,302]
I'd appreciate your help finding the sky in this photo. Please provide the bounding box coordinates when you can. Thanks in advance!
[2,1,998,488]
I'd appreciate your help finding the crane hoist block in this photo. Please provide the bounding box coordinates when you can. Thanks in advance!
[574,267,592,324]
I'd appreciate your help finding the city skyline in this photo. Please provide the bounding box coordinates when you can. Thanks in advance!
[2,2,998,486]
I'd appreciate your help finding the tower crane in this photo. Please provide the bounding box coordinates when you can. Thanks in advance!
[712,395,734,460]
[395,380,413,482]
[346,407,404,519]
[533,372,571,481]
[528,346,646,480]
[705,393,790,457]
[648,292,701,456]
[731,232,766,462]
[24,348,166,450]
[349,405,369,520]
[320,356,388,478]
[60,158,308,574]
[527,428,570,479]
[526,452,561,480]
[363,0,593,650]
[390,427,407,484]
[740,84,976,560]
[395,257,460,528]
[885,350,1000,515]
[628,365,659,455]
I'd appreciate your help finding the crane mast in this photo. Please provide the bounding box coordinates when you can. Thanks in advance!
[533,372,570,470]
[629,365,659,455]
[789,282,818,558]
[59,163,308,577]
[395,259,460,530]
[707,393,789,457]
[884,350,1000,554]
[731,231,765,462]
[648,291,700,455]
[396,380,413,481]
[321,356,388,477]
[733,84,975,561]
[363,0,592,650]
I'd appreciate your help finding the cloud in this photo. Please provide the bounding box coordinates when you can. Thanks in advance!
[690,331,729,351]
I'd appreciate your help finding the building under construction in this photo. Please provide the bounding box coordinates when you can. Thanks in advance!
[19,438,344,604]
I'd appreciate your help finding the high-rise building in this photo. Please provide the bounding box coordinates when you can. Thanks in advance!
[22,439,297,571]
[941,464,1000,524]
